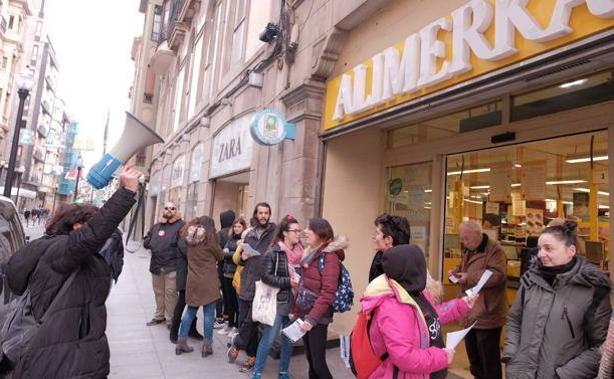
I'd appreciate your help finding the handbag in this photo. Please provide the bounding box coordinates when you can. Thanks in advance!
[251,254,279,326]
[0,269,78,365]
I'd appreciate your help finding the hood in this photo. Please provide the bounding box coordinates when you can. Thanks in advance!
[322,235,348,261]
[160,212,182,224]
[220,209,236,229]
[360,275,424,320]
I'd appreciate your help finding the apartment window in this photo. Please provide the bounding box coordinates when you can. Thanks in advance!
[151,5,163,42]
[172,66,186,130]
[1,57,6,69]
[230,0,247,65]
[35,21,42,38]
[206,1,223,101]
[31,45,39,64]
[188,34,204,119]
[8,15,13,29]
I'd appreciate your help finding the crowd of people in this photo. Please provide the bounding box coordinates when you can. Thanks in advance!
[21,206,50,227]
[0,163,613,378]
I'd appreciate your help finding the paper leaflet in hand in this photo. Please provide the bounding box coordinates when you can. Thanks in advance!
[448,275,459,284]
[282,319,306,343]
[446,321,476,350]
[465,269,493,297]
[242,243,261,257]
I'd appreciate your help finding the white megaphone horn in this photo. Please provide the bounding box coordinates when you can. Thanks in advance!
[87,112,164,189]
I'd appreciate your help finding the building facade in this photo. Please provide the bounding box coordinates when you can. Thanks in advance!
[133,2,614,374]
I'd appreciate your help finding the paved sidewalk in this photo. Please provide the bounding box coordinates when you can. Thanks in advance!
[107,243,355,379]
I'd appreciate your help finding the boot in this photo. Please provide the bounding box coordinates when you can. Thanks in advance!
[175,337,194,355]
[188,317,203,340]
[201,339,213,357]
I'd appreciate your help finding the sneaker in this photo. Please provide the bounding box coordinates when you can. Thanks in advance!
[146,318,165,326]
[217,325,232,335]
[239,356,256,373]
[226,345,240,363]
[213,320,225,329]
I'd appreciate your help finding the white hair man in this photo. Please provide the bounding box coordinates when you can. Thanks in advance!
[449,220,508,379]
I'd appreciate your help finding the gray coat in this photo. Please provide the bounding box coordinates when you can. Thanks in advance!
[502,256,611,379]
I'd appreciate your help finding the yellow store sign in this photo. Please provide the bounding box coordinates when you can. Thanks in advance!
[323,0,614,131]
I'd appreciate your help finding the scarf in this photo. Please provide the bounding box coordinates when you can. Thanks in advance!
[279,241,304,266]
[538,256,577,285]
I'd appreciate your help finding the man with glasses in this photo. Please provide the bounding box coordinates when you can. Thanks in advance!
[143,202,185,328]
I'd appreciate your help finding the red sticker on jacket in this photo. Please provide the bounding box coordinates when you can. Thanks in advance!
[158,230,166,237]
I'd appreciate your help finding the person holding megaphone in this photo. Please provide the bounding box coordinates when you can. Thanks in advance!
[1,165,142,378]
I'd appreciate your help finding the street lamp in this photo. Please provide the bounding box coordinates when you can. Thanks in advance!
[74,154,83,201]
[14,165,25,208]
[4,67,35,199]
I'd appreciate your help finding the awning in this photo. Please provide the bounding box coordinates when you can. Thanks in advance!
[0,187,37,199]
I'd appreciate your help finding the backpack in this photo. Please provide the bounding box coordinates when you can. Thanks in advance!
[349,311,397,378]
[318,254,354,313]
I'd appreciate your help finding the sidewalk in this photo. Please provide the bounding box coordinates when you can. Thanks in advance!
[107,243,355,379]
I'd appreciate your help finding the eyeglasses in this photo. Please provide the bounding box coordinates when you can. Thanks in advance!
[287,229,301,233]
[164,207,176,211]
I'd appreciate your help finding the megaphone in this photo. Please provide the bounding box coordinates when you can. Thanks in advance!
[87,112,164,189]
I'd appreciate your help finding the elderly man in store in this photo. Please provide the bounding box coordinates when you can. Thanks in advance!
[449,220,508,379]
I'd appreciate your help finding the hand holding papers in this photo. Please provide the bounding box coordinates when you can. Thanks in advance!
[282,319,306,343]
[241,243,261,260]
[465,270,493,297]
[446,321,477,350]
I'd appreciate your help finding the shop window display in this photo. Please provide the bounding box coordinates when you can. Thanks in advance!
[442,131,609,294]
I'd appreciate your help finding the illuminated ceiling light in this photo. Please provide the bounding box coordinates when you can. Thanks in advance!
[599,205,609,209]
[565,155,608,164]
[447,168,491,176]
[545,199,574,205]
[546,180,586,185]
[424,206,432,209]
[559,78,587,89]
[511,183,521,187]
[573,188,610,196]
[464,199,483,204]
[470,185,490,189]
[424,189,432,193]
[514,163,522,168]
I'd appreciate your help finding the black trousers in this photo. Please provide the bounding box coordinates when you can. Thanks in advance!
[303,323,332,379]
[221,277,239,328]
[170,290,197,339]
[236,299,259,357]
[465,327,502,379]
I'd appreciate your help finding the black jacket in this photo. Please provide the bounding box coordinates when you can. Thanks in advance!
[222,235,241,278]
[262,243,293,316]
[98,229,124,282]
[368,251,384,282]
[238,223,276,301]
[143,218,185,274]
[6,188,136,379]
[217,209,236,251]
[176,237,188,291]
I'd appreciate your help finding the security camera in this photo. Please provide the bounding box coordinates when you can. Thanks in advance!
[259,23,281,43]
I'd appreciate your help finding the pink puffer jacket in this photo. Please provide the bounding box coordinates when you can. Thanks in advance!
[360,275,470,379]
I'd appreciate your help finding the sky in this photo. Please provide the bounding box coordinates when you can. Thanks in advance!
[45,0,144,168]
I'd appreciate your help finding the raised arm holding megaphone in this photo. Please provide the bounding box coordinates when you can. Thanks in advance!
[87,112,164,189]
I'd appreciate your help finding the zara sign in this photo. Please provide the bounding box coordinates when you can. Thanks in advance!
[210,113,254,178]
[324,0,614,130]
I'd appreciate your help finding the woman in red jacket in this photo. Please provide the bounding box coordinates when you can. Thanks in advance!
[293,218,346,379]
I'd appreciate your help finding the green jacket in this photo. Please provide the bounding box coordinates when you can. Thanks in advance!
[502,256,611,379]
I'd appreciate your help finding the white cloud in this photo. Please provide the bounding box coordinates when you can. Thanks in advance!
[45,0,144,169]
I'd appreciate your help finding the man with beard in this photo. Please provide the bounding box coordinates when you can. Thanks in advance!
[143,202,185,328]
[227,202,276,372]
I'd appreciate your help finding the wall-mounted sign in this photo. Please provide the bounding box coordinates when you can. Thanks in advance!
[324,0,614,131]
[250,109,296,146]
[210,113,254,178]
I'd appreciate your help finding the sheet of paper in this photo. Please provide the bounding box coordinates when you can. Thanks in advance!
[446,321,476,350]
[448,275,459,284]
[465,269,493,297]
[242,243,261,257]
[282,319,306,343]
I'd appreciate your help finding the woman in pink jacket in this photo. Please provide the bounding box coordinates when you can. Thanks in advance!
[360,244,476,379]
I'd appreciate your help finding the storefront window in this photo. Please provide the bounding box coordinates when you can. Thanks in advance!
[442,131,609,293]
[185,183,199,220]
[512,69,614,122]
[385,162,432,256]
[387,101,502,149]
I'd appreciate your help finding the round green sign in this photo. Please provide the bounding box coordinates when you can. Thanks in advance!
[389,178,403,196]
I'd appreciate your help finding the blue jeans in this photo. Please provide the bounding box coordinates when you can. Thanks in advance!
[253,314,293,375]
[178,301,216,340]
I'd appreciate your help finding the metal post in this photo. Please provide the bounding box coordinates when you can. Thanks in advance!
[74,165,82,201]
[4,89,28,198]
[15,171,22,204]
